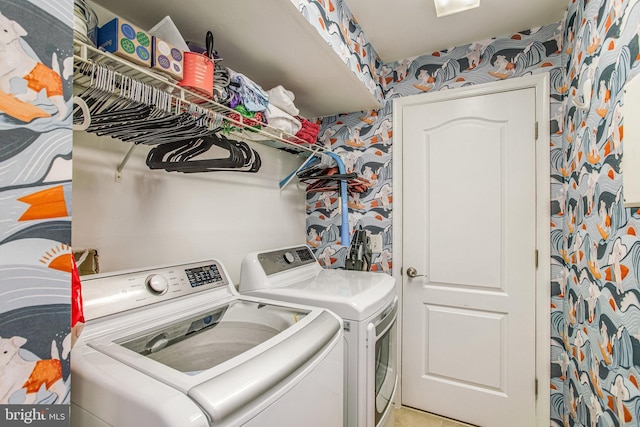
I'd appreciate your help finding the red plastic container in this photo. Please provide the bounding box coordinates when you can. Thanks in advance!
[178,51,213,98]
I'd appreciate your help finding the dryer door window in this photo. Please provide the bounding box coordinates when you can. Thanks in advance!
[372,299,398,426]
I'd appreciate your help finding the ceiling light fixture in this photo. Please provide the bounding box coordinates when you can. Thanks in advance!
[434,0,480,17]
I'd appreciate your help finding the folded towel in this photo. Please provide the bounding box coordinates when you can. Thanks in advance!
[268,104,301,134]
[267,85,299,116]
[250,104,302,140]
[295,116,320,144]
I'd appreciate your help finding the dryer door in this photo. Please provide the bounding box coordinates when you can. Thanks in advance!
[368,297,398,427]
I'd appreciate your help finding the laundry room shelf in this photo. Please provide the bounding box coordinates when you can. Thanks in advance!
[72,39,324,157]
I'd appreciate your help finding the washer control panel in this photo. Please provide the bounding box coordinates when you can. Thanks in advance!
[185,264,224,287]
[257,246,317,276]
[81,260,230,321]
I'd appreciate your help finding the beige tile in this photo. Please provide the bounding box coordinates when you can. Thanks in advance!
[442,419,474,427]
[393,406,442,427]
[392,406,475,427]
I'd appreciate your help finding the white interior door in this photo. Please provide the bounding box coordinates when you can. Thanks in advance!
[400,86,538,427]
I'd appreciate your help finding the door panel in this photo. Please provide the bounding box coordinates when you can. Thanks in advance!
[428,119,504,288]
[425,305,505,390]
[401,87,537,427]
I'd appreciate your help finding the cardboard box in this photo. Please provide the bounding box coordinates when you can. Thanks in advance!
[152,36,184,80]
[98,18,152,67]
[73,248,100,276]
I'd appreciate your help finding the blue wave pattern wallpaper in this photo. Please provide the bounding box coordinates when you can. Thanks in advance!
[558,0,640,425]
[0,0,73,410]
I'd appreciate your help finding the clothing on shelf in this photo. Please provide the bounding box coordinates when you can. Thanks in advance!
[250,103,301,140]
[294,116,320,144]
[267,85,299,116]
[224,105,267,132]
[227,68,269,113]
[213,59,231,104]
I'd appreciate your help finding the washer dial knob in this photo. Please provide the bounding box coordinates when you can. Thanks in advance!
[283,252,295,264]
[146,274,169,295]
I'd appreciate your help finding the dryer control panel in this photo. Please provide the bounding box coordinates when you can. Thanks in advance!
[257,246,317,276]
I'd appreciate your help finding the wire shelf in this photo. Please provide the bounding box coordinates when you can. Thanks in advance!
[73,39,322,156]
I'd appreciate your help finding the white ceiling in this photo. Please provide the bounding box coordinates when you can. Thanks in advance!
[344,0,568,63]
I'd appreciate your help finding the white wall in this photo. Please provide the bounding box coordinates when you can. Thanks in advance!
[72,131,308,283]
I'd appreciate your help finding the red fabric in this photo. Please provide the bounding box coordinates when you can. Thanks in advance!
[71,256,84,327]
[294,116,320,144]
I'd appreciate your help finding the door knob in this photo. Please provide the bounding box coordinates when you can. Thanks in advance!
[406,267,423,278]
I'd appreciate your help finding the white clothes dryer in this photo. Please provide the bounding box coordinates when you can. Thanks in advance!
[71,259,344,427]
[239,245,397,427]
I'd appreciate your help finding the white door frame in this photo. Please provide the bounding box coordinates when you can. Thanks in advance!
[392,73,551,425]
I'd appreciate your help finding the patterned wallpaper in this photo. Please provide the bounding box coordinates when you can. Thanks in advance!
[559,0,640,425]
[0,0,73,411]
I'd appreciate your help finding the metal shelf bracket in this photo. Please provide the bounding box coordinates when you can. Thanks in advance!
[115,145,138,182]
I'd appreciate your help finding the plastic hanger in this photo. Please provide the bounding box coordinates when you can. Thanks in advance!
[146,134,261,173]
[75,62,223,146]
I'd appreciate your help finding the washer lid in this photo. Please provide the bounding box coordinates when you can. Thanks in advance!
[108,300,309,375]
[85,297,341,424]
[246,269,396,321]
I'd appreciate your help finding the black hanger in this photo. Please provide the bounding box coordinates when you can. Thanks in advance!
[146,134,261,173]
[75,65,222,146]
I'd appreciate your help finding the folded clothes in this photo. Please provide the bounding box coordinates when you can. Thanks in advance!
[227,68,269,113]
[267,85,299,116]
[295,116,320,144]
[249,104,301,141]
[226,104,267,132]
[267,104,301,134]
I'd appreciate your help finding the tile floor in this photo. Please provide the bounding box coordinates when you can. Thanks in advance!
[392,406,477,427]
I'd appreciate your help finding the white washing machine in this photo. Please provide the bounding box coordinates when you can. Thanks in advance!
[239,245,397,427]
[71,258,344,427]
